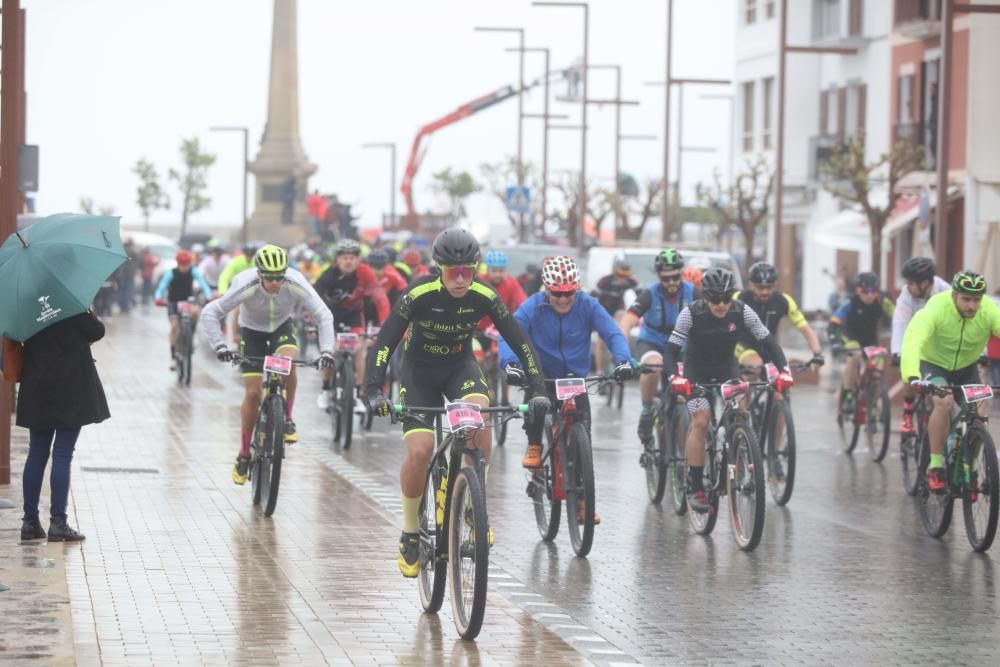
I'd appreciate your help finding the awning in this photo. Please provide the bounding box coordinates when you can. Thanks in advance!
[811,207,871,252]
[882,184,964,239]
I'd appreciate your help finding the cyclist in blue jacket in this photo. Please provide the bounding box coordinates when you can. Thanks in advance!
[499,256,634,521]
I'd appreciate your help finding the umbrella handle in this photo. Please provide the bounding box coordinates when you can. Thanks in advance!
[15,232,27,248]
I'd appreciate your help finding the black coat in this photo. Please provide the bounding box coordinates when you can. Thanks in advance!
[16,312,110,430]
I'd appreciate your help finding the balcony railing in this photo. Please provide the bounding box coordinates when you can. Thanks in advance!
[809,132,865,182]
[893,121,936,169]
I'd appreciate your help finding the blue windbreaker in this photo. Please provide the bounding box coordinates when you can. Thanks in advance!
[499,291,631,378]
[633,280,696,348]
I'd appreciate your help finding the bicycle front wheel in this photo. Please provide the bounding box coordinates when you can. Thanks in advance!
[688,435,719,536]
[917,430,953,537]
[259,395,284,517]
[867,382,891,462]
[492,372,509,447]
[839,393,862,454]
[180,322,193,386]
[727,423,766,551]
[668,404,690,516]
[963,428,999,553]
[448,467,489,640]
[766,400,796,506]
[340,364,355,449]
[418,460,447,613]
[563,422,595,557]
[645,408,668,504]
[532,415,561,541]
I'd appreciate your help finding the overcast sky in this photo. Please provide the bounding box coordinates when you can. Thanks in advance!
[23,0,734,233]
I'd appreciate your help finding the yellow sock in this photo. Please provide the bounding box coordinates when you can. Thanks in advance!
[401,495,421,533]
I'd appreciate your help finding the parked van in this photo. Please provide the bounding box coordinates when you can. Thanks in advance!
[586,246,743,294]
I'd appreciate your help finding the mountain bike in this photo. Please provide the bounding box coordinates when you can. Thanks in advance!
[744,361,811,506]
[638,363,689,513]
[915,383,1000,552]
[232,354,318,517]
[329,329,365,448]
[837,345,892,461]
[524,375,617,558]
[293,310,318,358]
[390,401,527,640]
[684,378,768,552]
[900,392,932,496]
[174,298,197,386]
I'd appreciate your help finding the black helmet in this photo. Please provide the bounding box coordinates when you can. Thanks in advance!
[432,228,480,266]
[701,267,736,296]
[952,270,987,295]
[901,256,935,282]
[654,248,684,272]
[855,272,879,290]
[367,249,389,268]
[748,261,778,285]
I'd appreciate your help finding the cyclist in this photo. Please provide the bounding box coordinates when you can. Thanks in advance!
[617,249,697,445]
[314,238,390,410]
[499,256,634,525]
[201,244,335,485]
[402,248,431,280]
[901,271,1000,492]
[297,249,324,284]
[154,250,214,371]
[891,256,950,434]
[364,227,549,578]
[662,267,792,512]
[197,244,228,294]
[591,257,639,381]
[218,243,258,294]
[480,250,527,314]
[827,271,895,414]
[735,261,825,373]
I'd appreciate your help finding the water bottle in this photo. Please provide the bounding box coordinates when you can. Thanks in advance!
[946,431,957,457]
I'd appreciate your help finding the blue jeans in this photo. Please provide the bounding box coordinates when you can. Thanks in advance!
[22,428,81,519]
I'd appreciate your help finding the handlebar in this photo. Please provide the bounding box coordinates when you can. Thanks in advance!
[911,383,1000,399]
[228,354,322,369]
[387,403,530,427]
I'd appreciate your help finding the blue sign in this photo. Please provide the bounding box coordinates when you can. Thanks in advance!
[505,186,531,214]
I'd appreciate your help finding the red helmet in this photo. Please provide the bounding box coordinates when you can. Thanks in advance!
[175,250,193,266]
[402,249,423,267]
[541,256,581,291]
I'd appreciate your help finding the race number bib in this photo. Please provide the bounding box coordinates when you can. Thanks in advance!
[336,333,359,352]
[962,384,994,403]
[555,378,587,401]
[263,355,292,376]
[445,402,485,432]
[765,363,779,381]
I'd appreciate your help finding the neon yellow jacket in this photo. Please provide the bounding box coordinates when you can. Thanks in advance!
[900,290,1000,381]
[218,255,254,293]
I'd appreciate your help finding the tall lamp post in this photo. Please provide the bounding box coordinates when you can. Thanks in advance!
[362,142,397,230]
[475,26,527,240]
[587,65,640,233]
[209,126,249,244]
[533,1,589,253]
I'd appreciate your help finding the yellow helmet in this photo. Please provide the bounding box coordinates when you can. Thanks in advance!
[254,244,288,274]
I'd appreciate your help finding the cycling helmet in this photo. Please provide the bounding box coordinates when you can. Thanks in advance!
[402,249,423,267]
[254,244,288,273]
[613,257,632,274]
[484,250,508,269]
[700,267,736,296]
[366,249,389,268]
[748,261,779,285]
[242,243,259,258]
[682,266,703,288]
[175,250,193,266]
[335,238,361,256]
[432,228,480,266]
[901,256,936,283]
[855,272,879,290]
[952,270,987,295]
[541,256,581,291]
[654,248,684,272]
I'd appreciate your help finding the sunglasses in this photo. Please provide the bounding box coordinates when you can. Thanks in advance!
[548,290,577,300]
[753,282,776,289]
[260,273,286,282]
[860,287,879,295]
[440,264,478,280]
[705,292,732,305]
[659,273,682,283]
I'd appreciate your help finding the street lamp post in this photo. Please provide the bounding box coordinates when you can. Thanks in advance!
[475,26,526,240]
[587,65,641,233]
[209,126,249,244]
[533,1,589,253]
[362,142,397,230]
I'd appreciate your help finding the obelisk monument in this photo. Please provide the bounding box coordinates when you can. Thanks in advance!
[247,0,316,246]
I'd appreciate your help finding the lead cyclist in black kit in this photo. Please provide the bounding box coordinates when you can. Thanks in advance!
[365,228,550,577]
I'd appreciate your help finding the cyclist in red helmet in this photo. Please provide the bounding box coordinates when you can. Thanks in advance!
[154,250,214,371]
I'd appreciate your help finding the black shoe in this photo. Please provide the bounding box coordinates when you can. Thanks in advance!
[47,516,85,542]
[20,515,45,542]
[637,411,654,443]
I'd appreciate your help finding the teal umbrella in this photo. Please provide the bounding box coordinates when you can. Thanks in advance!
[0,213,128,341]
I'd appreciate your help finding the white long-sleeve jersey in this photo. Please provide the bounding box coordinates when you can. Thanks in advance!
[890,275,950,354]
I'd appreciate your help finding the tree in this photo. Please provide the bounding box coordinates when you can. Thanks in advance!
[79,196,116,217]
[133,158,170,231]
[429,167,481,222]
[599,173,665,241]
[821,137,924,275]
[696,156,775,274]
[479,156,540,239]
[169,137,216,239]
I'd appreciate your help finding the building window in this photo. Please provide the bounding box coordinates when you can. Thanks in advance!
[766,0,776,19]
[848,0,864,36]
[742,81,755,152]
[897,74,915,124]
[845,83,866,142]
[813,0,841,40]
[762,77,774,149]
[745,0,758,24]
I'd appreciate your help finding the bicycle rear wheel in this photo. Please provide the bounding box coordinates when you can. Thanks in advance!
[563,422,595,557]
[532,415,561,541]
[900,433,920,496]
[668,403,690,516]
[766,400,796,506]
[688,435,719,536]
[727,424,766,551]
[962,428,999,553]
[867,382,891,462]
[448,467,489,640]
[917,430,953,537]
[258,395,284,517]
[645,408,668,504]
[418,459,447,613]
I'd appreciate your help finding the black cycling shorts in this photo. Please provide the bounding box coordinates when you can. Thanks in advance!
[398,356,490,435]
[332,307,364,331]
[239,318,298,376]
[636,339,664,361]
[919,360,980,387]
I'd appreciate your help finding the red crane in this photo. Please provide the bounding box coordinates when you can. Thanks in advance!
[399,70,570,231]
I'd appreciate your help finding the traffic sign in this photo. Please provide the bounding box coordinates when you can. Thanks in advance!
[505,186,531,214]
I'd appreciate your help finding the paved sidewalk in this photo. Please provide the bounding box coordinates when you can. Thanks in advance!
[0,311,595,666]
